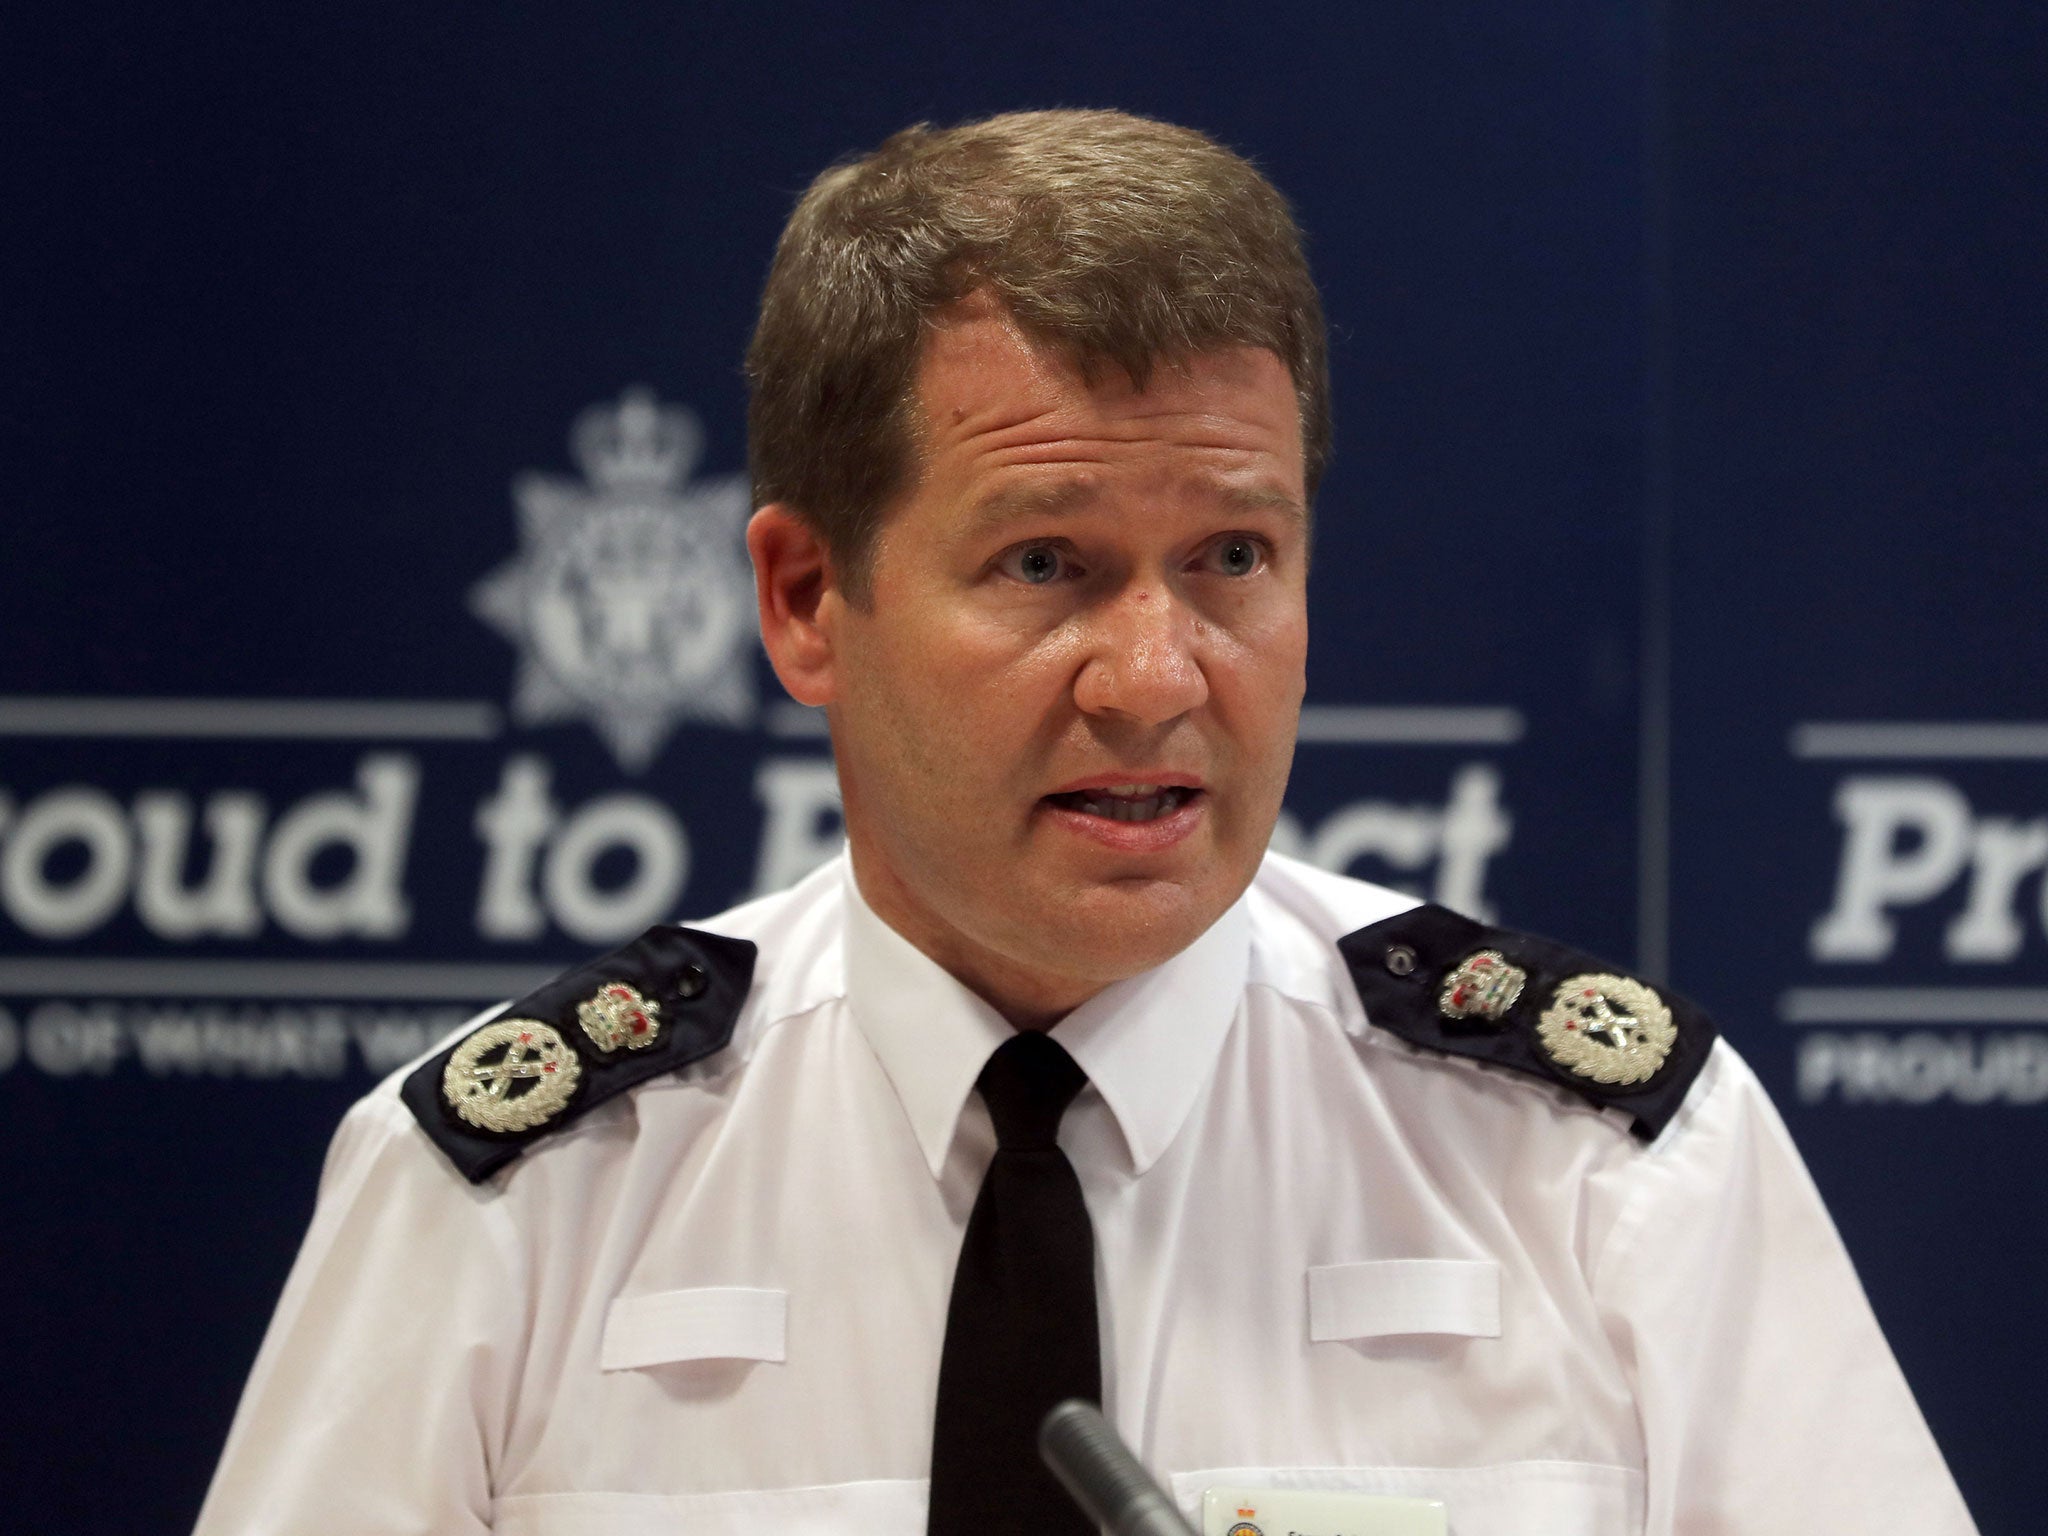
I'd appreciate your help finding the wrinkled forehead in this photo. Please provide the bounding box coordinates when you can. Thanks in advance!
[907,299,1303,454]
[877,319,1307,561]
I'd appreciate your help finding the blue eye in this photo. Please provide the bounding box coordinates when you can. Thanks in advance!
[1000,544,1068,584]
[1208,537,1262,576]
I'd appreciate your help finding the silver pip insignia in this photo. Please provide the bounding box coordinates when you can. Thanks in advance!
[442,1019,583,1132]
[1536,973,1676,1085]
[577,982,662,1052]
[1438,949,1527,1024]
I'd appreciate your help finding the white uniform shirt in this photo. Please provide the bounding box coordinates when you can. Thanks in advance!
[195,852,1975,1536]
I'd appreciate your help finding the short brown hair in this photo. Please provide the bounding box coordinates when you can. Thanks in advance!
[745,109,1329,595]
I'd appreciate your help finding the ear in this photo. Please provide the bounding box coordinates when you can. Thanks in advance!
[747,504,843,707]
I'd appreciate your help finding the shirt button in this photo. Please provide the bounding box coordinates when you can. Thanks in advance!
[1385,944,1418,977]
[676,963,708,999]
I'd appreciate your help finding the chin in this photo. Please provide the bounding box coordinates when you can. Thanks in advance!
[1033,872,1235,980]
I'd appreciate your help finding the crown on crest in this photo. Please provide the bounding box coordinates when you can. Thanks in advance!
[571,387,703,491]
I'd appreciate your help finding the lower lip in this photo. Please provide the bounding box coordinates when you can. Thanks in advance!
[1038,791,1207,854]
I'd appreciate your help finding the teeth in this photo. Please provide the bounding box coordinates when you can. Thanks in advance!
[1072,787,1187,822]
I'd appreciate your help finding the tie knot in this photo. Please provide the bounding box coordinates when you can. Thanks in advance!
[976,1032,1087,1151]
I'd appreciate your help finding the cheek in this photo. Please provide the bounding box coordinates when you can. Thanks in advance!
[1212,594,1308,696]
[844,619,1039,789]
[909,597,1084,713]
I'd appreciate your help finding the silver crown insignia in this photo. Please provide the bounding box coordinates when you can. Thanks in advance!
[572,386,703,492]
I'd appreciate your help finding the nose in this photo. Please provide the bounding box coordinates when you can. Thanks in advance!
[1071,583,1210,725]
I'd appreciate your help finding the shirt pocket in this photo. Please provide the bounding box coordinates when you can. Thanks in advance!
[495,1481,927,1536]
[600,1286,789,1371]
[1167,1462,1643,1536]
[1307,1260,1501,1342]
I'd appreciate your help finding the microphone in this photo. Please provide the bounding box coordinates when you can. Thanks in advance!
[1038,1399,1199,1536]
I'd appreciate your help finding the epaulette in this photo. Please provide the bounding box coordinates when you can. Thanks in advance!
[401,925,757,1183]
[1337,904,1716,1140]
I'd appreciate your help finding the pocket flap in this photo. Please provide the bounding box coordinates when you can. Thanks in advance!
[601,1286,788,1370]
[1307,1260,1500,1341]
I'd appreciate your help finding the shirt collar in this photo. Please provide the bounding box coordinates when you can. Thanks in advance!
[841,860,1251,1178]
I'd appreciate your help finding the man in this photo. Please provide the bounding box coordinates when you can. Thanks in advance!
[196,111,1974,1536]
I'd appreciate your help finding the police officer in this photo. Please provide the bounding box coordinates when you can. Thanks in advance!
[196,110,1975,1536]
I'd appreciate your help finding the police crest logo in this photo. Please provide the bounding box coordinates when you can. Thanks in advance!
[1536,972,1676,1085]
[470,387,758,771]
[1437,949,1526,1024]
[441,1018,584,1132]
[575,981,662,1053]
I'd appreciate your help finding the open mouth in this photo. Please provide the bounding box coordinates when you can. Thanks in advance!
[1044,784,1202,823]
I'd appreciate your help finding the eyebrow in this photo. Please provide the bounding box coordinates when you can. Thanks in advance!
[965,478,1307,533]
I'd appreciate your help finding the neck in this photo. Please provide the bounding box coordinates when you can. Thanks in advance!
[846,850,1102,1033]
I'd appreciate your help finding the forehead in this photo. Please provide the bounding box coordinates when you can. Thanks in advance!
[904,303,1306,506]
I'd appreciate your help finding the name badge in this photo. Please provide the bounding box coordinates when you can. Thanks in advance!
[1200,1486,1447,1536]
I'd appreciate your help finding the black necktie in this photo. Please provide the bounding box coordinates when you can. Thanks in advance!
[927,1031,1100,1536]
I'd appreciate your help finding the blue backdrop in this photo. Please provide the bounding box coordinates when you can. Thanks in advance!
[5,4,2040,1530]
